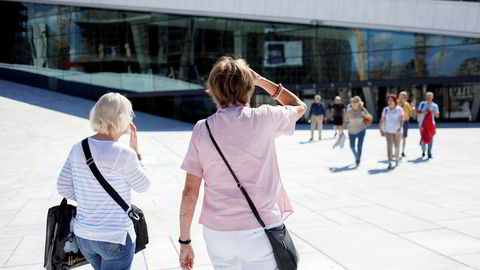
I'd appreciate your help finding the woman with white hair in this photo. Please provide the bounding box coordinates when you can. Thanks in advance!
[344,96,372,167]
[57,93,150,270]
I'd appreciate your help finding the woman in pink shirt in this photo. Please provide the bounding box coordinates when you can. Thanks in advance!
[178,56,306,270]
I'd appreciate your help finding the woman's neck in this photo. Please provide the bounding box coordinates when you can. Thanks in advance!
[92,133,117,141]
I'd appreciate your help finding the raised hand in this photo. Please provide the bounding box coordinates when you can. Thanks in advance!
[129,123,138,153]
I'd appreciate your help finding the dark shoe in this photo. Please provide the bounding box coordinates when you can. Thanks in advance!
[401,153,406,158]
[422,152,425,158]
[387,163,393,170]
[308,138,313,142]
[428,154,432,159]
[355,160,360,167]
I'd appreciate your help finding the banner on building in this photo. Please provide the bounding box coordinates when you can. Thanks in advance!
[264,41,303,67]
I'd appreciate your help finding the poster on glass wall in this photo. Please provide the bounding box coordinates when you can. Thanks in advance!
[264,41,303,67]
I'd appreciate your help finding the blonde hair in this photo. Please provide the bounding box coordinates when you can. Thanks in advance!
[89,93,133,136]
[350,96,364,107]
[314,95,321,101]
[207,56,255,108]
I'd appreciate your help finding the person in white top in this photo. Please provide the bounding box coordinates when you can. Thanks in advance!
[57,93,150,270]
[380,94,404,169]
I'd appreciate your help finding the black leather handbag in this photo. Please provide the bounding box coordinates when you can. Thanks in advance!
[81,139,148,253]
[205,121,299,270]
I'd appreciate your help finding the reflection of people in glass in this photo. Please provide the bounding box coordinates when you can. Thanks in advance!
[98,43,104,59]
[125,43,132,73]
[344,96,372,167]
[308,95,326,141]
[417,92,439,159]
[32,23,48,68]
[380,95,404,170]
[398,91,413,158]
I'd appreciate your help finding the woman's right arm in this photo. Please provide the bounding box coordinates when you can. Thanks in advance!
[57,157,76,201]
[179,173,202,270]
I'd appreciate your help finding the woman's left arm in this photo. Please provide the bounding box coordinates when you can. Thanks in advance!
[179,173,202,270]
[362,108,373,121]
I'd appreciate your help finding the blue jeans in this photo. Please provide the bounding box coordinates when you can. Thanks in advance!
[421,140,433,155]
[349,130,366,162]
[75,235,135,270]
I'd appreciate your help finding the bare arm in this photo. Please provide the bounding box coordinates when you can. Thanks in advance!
[179,173,201,241]
[343,111,350,129]
[255,76,307,121]
[179,173,202,269]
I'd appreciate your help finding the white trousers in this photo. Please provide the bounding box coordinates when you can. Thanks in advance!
[203,224,281,270]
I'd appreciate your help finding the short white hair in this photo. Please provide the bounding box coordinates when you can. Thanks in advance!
[426,92,434,97]
[89,93,133,136]
[399,91,408,98]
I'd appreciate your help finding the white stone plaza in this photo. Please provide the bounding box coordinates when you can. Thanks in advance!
[1,80,480,270]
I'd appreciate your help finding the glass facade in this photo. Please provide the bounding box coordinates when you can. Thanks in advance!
[1,1,480,122]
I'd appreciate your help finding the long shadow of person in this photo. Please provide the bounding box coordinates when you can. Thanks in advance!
[368,167,393,175]
[299,137,336,144]
[329,164,357,173]
[378,160,391,164]
[407,157,429,164]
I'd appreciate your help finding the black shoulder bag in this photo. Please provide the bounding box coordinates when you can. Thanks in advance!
[81,138,148,253]
[205,121,299,270]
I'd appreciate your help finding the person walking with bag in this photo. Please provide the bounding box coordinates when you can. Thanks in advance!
[57,93,150,270]
[308,95,326,141]
[344,96,372,167]
[178,56,305,270]
[380,94,404,169]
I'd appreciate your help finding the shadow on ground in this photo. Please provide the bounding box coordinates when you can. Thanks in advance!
[0,80,193,132]
[329,164,357,173]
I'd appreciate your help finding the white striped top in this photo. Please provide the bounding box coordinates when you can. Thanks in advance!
[57,137,150,245]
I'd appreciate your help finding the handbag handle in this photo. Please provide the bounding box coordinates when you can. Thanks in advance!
[205,120,266,228]
[81,139,139,220]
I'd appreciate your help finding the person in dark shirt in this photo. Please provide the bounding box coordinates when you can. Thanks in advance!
[308,95,326,141]
[330,96,346,138]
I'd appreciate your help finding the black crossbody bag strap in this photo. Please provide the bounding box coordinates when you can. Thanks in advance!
[205,121,266,228]
[81,139,133,215]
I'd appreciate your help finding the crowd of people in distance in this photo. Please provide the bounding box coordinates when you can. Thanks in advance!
[307,91,439,169]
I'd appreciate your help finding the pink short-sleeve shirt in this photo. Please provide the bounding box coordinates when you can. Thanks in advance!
[181,105,296,231]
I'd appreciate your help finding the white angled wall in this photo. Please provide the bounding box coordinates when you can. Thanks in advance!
[17,0,480,38]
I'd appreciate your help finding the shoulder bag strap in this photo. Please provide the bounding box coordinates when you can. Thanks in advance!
[81,139,135,217]
[204,120,266,228]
